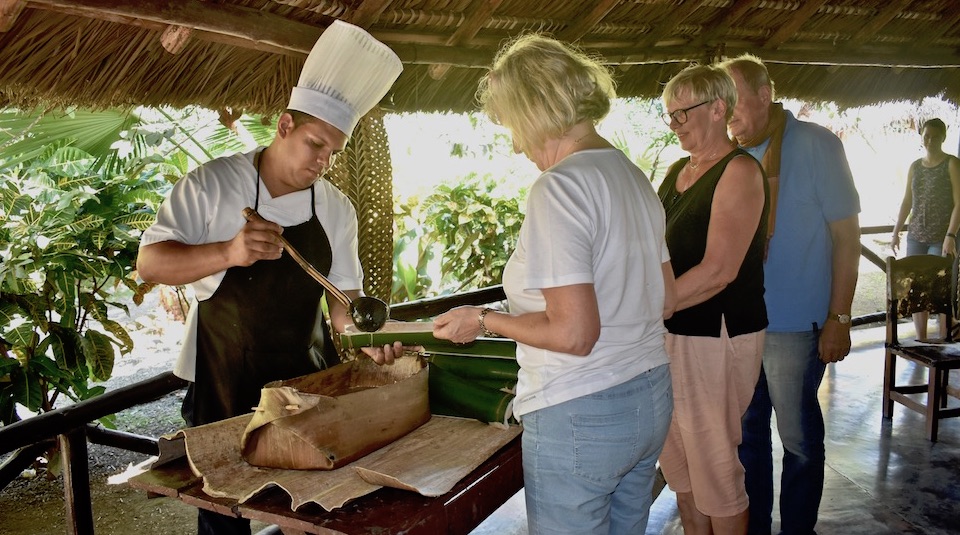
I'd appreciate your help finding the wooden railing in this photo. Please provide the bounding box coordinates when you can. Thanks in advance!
[0,226,903,533]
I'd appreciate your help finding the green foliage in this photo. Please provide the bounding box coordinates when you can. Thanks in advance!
[0,161,166,424]
[391,198,435,303]
[393,174,525,299]
[0,105,276,425]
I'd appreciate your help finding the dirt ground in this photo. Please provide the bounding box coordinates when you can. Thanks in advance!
[0,293,272,535]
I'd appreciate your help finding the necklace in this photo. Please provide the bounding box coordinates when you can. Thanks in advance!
[688,151,717,171]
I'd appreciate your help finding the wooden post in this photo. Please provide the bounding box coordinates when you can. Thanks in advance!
[60,428,94,535]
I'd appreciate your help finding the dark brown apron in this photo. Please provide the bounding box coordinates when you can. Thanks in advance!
[185,166,337,426]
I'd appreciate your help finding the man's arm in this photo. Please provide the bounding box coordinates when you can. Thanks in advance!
[819,214,860,363]
[137,218,285,285]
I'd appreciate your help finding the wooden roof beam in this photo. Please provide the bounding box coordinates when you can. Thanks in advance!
[557,0,620,42]
[396,38,960,69]
[429,0,503,80]
[638,0,707,47]
[848,0,914,48]
[689,0,757,48]
[601,43,960,68]
[349,0,391,29]
[27,0,324,54]
[762,0,829,49]
[0,0,25,32]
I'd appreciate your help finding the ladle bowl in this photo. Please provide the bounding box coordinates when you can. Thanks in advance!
[349,296,391,333]
[242,207,390,332]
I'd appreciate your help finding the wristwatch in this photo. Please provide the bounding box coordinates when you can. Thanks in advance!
[829,312,851,325]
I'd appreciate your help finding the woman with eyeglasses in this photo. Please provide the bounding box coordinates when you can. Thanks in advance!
[655,64,769,535]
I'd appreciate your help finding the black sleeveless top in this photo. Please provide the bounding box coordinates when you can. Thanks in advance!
[657,148,769,338]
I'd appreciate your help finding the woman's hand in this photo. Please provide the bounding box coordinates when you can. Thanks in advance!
[433,306,484,344]
[891,232,902,255]
[943,234,957,257]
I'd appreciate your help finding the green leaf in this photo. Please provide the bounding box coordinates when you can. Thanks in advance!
[6,323,36,347]
[0,357,20,379]
[0,301,22,325]
[83,330,115,381]
[98,318,134,354]
[29,355,72,382]
[10,365,43,412]
[0,108,140,173]
[114,212,157,231]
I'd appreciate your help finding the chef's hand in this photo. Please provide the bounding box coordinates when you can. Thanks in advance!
[229,217,285,267]
[433,306,483,344]
[362,341,405,365]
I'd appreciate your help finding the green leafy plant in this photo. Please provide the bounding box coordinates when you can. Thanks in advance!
[419,174,525,294]
[391,196,435,303]
[0,105,277,425]
[0,160,167,424]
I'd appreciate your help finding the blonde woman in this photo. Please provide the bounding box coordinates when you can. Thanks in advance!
[432,34,676,534]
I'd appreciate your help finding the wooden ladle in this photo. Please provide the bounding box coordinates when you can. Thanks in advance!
[242,208,390,332]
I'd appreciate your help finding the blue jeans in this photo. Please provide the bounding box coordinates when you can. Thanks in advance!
[906,237,943,256]
[740,331,825,535]
[522,364,672,534]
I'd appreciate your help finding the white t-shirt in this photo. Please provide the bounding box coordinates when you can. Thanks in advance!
[503,148,670,417]
[140,149,363,380]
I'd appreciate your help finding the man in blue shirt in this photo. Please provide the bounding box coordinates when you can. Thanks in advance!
[719,55,861,535]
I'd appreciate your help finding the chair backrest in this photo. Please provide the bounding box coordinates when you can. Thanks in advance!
[886,254,956,344]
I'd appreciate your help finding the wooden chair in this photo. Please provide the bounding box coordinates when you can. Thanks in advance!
[883,254,960,441]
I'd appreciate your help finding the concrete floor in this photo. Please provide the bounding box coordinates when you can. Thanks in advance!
[470,324,960,534]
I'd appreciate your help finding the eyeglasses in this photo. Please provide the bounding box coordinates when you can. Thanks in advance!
[661,100,711,126]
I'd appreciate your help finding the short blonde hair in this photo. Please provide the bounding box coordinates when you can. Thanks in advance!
[718,54,776,101]
[477,33,616,152]
[662,64,738,121]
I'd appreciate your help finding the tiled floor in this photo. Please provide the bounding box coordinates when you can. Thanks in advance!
[471,325,960,534]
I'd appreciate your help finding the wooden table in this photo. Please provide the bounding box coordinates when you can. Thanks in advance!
[129,435,523,535]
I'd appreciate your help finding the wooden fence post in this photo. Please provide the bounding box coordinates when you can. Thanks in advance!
[60,428,94,535]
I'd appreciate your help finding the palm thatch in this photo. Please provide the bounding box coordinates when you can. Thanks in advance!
[1,0,959,115]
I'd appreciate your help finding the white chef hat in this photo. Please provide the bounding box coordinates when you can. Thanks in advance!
[288,20,403,136]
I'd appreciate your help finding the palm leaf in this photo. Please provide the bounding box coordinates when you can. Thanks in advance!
[0,108,140,173]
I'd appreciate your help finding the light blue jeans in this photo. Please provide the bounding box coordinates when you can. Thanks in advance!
[740,330,825,535]
[906,237,943,256]
[522,363,673,534]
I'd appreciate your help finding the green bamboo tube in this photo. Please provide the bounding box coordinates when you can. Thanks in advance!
[428,365,515,425]
[428,354,519,382]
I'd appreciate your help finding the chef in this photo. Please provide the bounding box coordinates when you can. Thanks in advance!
[137,21,404,534]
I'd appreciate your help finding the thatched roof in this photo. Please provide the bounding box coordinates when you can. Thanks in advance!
[1,0,959,115]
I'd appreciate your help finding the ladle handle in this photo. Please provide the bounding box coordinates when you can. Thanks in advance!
[242,207,352,309]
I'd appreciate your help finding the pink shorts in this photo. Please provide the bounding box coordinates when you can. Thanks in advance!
[658,321,764,517]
